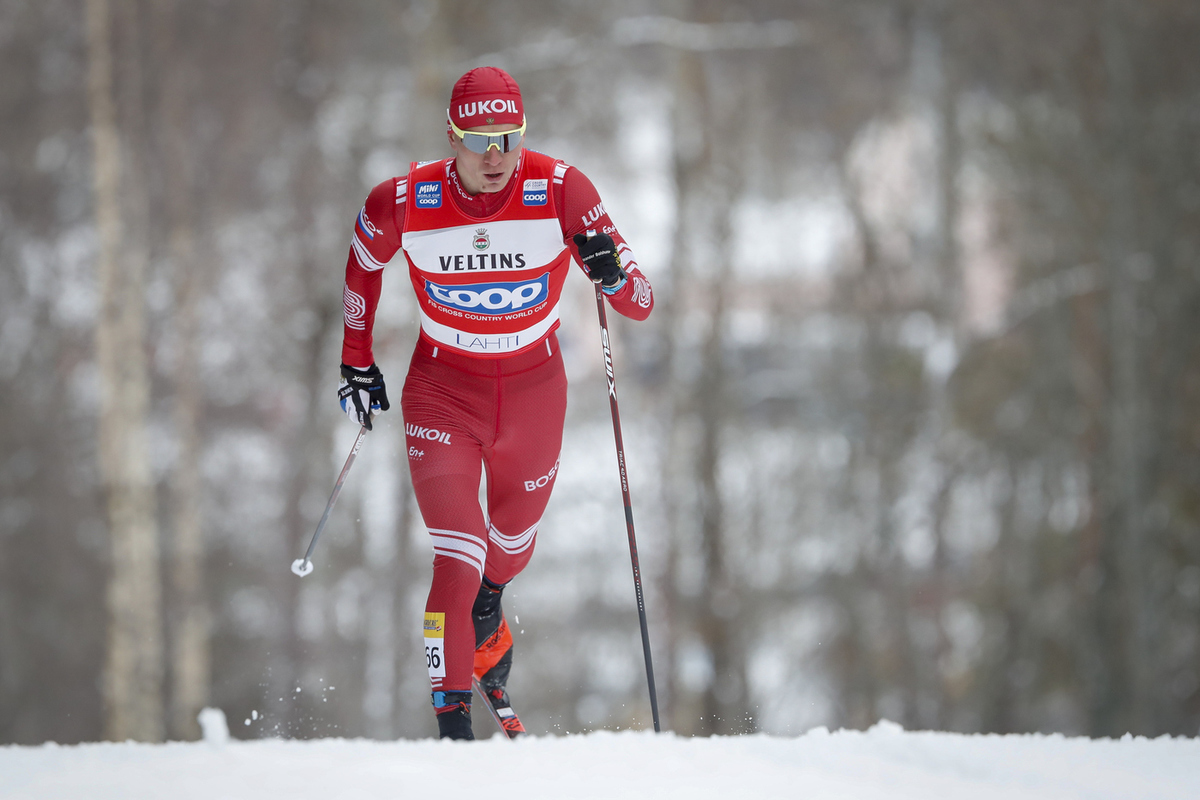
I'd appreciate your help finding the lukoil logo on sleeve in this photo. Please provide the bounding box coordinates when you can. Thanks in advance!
[415,181,442,208]
[522,178,548,206]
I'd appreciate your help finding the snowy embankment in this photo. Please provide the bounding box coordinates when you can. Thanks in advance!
[3,719,1197,800]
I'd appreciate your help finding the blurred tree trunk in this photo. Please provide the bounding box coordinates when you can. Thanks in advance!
[668,39,753,735]
[1100,0,1152,736]
[359,430,416,739]
[389,474,419,737]
[980,462,1022,733]
[659,43,707,735]
[922,1,963,730]
[152,0,210,741]
[87,0,164,743]
[270,0,334,731]
[1070,285,1109,733]
[694,215,747,735]
[838,163,896,728]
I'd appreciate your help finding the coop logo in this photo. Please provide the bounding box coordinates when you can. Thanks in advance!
[424,274,549,315]
[523,178,548,206]
[415,181,442,208]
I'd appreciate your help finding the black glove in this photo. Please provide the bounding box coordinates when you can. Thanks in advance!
[573,232,626,287]
[338,363,390,430]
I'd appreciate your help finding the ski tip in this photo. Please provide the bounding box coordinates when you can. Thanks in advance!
[290,558,314,577]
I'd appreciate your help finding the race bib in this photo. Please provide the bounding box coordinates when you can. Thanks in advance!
[424,612,446,679]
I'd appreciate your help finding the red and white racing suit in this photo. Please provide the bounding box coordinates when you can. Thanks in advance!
[341,150,653,695]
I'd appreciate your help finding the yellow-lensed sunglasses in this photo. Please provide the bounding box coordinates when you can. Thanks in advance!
[448,114,526,154]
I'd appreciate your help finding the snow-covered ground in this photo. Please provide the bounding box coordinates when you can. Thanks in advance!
[3,715,1197,800]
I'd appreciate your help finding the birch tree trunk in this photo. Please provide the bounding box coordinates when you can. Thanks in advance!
[151,0,210,741]
[87,0,164,743]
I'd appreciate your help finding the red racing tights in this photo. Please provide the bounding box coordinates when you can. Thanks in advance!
[401,332,567,694]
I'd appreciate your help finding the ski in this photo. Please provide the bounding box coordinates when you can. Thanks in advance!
[472,677,526,739]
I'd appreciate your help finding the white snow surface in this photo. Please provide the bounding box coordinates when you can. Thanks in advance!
[3,718,1197,800]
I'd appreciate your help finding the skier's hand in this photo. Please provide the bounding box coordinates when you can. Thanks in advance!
[573,232,626,288]
[338,363,390,430]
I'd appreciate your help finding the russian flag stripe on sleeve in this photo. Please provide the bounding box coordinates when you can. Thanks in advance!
[356,208,375,240]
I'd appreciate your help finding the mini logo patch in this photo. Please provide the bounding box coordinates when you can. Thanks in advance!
[473,228,490,251]
[523,178,548,206]
[415,181,442,208]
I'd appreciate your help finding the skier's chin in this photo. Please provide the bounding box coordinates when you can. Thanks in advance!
[479,171,508,190]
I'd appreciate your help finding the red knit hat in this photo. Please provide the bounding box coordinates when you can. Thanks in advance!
[448,67,524,129]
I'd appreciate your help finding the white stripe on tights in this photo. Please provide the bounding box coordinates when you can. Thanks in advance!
[488,520,538,555]
[428,529,486,576]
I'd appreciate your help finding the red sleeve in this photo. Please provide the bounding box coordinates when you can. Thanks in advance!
[341,177,405,367]
[556,166,654,321]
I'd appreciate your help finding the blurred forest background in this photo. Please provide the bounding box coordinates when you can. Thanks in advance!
[2,0,1199,745]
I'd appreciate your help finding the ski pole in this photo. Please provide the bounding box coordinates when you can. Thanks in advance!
[594,280,662,733]
[291,425,368,577]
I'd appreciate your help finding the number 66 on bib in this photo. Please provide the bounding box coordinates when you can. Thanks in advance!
[424,612,446,680]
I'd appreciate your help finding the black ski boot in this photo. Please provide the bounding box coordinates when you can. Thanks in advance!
[472,578,526,737]
[433,690,474,740]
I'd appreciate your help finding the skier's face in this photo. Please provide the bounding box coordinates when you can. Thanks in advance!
[448,122,523,195]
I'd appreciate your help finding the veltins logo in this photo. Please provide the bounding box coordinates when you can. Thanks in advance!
[415,181,442,208]
[473,228,490,251]
[424,273,549,315]
[523,178,548,206]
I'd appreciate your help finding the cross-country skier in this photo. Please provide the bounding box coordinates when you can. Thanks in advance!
[337,66,654,740]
